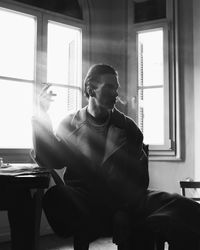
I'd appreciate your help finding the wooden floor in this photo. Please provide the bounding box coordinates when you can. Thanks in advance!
[0,234,117,250]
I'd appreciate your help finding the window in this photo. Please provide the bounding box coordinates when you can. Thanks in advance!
[137,24,170,149]
[0,2,83,162]
[46,21,82,131]
[127,0,180,160]
[0,8,35,150]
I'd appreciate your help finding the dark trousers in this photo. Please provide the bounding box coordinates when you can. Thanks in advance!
[43,185,157,250]
[43,185,200,250]
[142,190,200,250]
[43,185,115,239]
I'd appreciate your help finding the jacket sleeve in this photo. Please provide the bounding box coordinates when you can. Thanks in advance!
[125,116,149,189]
[32,115,67,169]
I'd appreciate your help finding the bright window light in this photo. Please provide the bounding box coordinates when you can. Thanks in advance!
[47,22,81,86]
[137,28,164,145]
[0,7,35,80]
[0,3,83,162]
[138,88,164,145]
[0,8,35,149]
[47,21,82,130]
[0,80,33,148]
[138,29,163,87]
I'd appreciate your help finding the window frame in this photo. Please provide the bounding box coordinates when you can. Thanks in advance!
[127,0,181,161]
[0,0,87,163]
[38,13,83,131]
[136,22,170,150]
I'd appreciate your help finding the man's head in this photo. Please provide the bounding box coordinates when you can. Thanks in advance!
[84,64,119,110]
[84,64,118,98]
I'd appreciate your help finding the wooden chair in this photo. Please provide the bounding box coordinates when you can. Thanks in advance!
[180,180,200,201]
[149,180,200,250]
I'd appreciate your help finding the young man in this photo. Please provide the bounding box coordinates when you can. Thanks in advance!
[33,64,200,250]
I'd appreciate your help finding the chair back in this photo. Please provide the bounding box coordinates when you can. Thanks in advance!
[180,181,200,201]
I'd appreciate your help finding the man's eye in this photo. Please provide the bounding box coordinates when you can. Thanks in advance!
[107,85,116,89]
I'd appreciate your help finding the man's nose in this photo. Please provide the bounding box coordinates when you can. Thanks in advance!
[114,90,119,97]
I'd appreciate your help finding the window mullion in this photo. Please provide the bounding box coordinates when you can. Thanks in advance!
[33,11,43,117]
[138,85,163,90]
[0,1,84,163]
[45,82,82,91]
[163,22,171,151]
[0,75,34,84]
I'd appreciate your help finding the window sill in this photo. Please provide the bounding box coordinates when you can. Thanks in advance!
[149,156,182,162]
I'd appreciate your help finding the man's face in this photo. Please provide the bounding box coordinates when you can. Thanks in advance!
[93,74,119,110]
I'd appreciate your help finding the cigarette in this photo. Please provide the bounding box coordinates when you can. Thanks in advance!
[41,83,57,96]
[49,90,57,97]
[117,96,127,105]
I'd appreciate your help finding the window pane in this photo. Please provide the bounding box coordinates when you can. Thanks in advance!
[138,29,164,86]
[47,21,82,131]
[0,8,36,80]
[138,88,164,145]
[47,21,81,87]
[0,80,33,148]
[47,85,81,131]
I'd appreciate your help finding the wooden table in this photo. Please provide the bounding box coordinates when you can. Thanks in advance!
[0,164,50,250]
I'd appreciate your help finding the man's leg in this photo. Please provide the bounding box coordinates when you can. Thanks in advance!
[144,191,200,250]
[168,229,199,250]
[113,209,156,250]
[113,210,133,250]
[43,185,92,238]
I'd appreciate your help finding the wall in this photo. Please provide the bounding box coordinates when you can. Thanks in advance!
[88,0,195,194]
[87,0,128,112]
[13,0,83,18]
[193,0,200,180]
[148,0,195,193]
[89,0,195,194]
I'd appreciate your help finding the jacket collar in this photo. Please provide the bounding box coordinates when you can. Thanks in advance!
[102,124,127,164]
[71,106,88,129]
[72,106,126,128]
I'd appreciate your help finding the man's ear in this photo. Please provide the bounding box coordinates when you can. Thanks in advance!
[87,86,95,97]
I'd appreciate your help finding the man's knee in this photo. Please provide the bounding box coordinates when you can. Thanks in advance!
[113,210,132,246]
[168,233,199,250]
[113,210,131,229]
[42,185,91,237]
[43,185,64,209]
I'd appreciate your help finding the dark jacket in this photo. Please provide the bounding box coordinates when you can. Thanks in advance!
[32,107,149,206]
[33,107,200,240]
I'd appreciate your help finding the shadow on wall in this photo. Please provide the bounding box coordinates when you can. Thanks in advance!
[13,0,83,19]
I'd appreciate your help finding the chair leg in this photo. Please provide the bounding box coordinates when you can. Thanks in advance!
[73,233,90,250]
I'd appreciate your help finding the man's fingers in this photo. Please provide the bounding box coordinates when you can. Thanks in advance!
[39,83,51,96]
[43,83,51,91]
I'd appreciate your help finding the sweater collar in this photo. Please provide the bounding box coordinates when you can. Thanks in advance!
[72,106,126,129]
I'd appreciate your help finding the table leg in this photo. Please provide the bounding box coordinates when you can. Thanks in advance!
[7,189,34,250]
[32,189,44,250]
[7,188,44,250]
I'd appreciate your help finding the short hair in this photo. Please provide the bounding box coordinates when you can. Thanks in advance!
[84,64,118,98]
